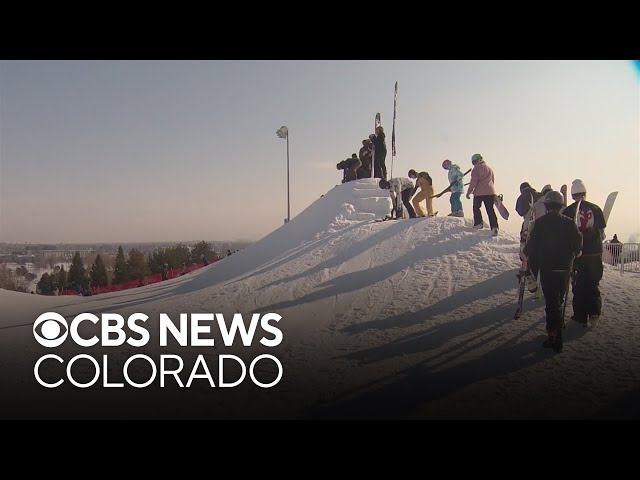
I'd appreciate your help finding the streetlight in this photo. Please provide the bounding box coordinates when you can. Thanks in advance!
[276,125,290,223]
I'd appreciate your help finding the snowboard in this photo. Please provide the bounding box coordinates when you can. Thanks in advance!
[494,194,510,220]
[603,191,618,223]
[560,184,568,208]
[374,215,399,223]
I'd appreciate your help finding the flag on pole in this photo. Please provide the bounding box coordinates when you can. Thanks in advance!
[392,81,397,157]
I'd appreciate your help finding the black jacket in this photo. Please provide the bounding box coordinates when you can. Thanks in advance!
[515,187,543,218]
[523,211,582,271]
[562,199,605,254]
[372,131,387,157]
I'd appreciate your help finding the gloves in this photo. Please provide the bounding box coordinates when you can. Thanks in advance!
[466,192,471,199]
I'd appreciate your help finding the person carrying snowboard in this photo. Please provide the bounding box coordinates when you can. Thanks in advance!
[408,169,435,217]
[522,190,582,353]
[379,177,417,219]
[562,179,606,326]
[466,153,499,235]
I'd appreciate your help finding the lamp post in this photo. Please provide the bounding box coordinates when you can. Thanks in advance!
[276,126,290,223]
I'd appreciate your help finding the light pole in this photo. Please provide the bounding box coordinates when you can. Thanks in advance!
[276,126,290,223]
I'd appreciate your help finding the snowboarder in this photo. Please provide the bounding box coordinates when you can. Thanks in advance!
[562,179,606,326]
[465,153,499,236]
[379,177,417,219]
[408,169,435,217]
[372,126,387,179]
[522,190,583,353]
[441,159,464,217]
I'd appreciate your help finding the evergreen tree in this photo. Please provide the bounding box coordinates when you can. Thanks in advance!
[127,248,150,281]
[67,252,88,289]
[113,245,129,284]
[191,240,214,264]
[90,254,109,287]
[166,244,192,268]
[58,265,68,290]
[37,272,54,295]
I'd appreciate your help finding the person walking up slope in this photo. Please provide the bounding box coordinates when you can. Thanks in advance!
[466,153,499,235]
[523,190,582,353]
[562,179,606,326]
[441,159,464,217]
[408,169,435,217]
[379,177,417,219]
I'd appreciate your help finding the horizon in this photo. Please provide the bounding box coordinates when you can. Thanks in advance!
[1,60,638,243]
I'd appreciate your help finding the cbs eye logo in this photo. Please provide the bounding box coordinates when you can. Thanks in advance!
[33,312,68,347]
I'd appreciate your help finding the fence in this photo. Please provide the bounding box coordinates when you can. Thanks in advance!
[603,241,640,274]
[58,260,220,296]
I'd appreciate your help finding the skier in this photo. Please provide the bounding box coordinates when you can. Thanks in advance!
[441,159,464,217]
[562,179,606,326]
[358,139,373,179]
[379,177,417,219]
[372,126,387,179]
[465,153,499,235]
[522,190,582,353]
[515,182,544,293]
[408,169,435,217]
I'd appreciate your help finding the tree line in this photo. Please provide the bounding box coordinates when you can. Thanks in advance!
[0,241,218,295]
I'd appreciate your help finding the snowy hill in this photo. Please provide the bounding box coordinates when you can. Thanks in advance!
[1,178,639,419]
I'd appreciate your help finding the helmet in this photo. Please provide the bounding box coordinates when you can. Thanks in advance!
[442,159,451,170]
[408,169,417,177]
[378,178,389,189]
[471,153,483,163]
[543,190,564,207]
[541,184,552,195]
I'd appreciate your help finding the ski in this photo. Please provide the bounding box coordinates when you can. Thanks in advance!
[514,201,536,319]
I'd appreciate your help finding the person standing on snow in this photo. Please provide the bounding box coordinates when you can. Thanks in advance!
[523,190,583,353]
[441,159,464,217]
[372,126,388,179]
[379,177,417,219]
[466,153,499,235]
[562,179,606,327]
[408,169,435,217]
[358,139,373,179]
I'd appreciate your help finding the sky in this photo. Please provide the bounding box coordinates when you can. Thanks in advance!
[2,179,639,419]
[0,60,638,244]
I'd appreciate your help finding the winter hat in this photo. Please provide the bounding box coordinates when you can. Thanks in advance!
[519,182,532,193]
[379,178,390,189]
[408,169,417,177]
[571,179,587,195]
[543,190,564,207]
[471,153,483,163]
[541,184,553,195]
[442,159,452,170]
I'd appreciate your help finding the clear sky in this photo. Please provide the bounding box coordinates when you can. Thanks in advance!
[0,60,638,243]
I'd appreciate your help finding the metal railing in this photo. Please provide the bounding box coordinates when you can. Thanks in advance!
[604,241,640,273]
